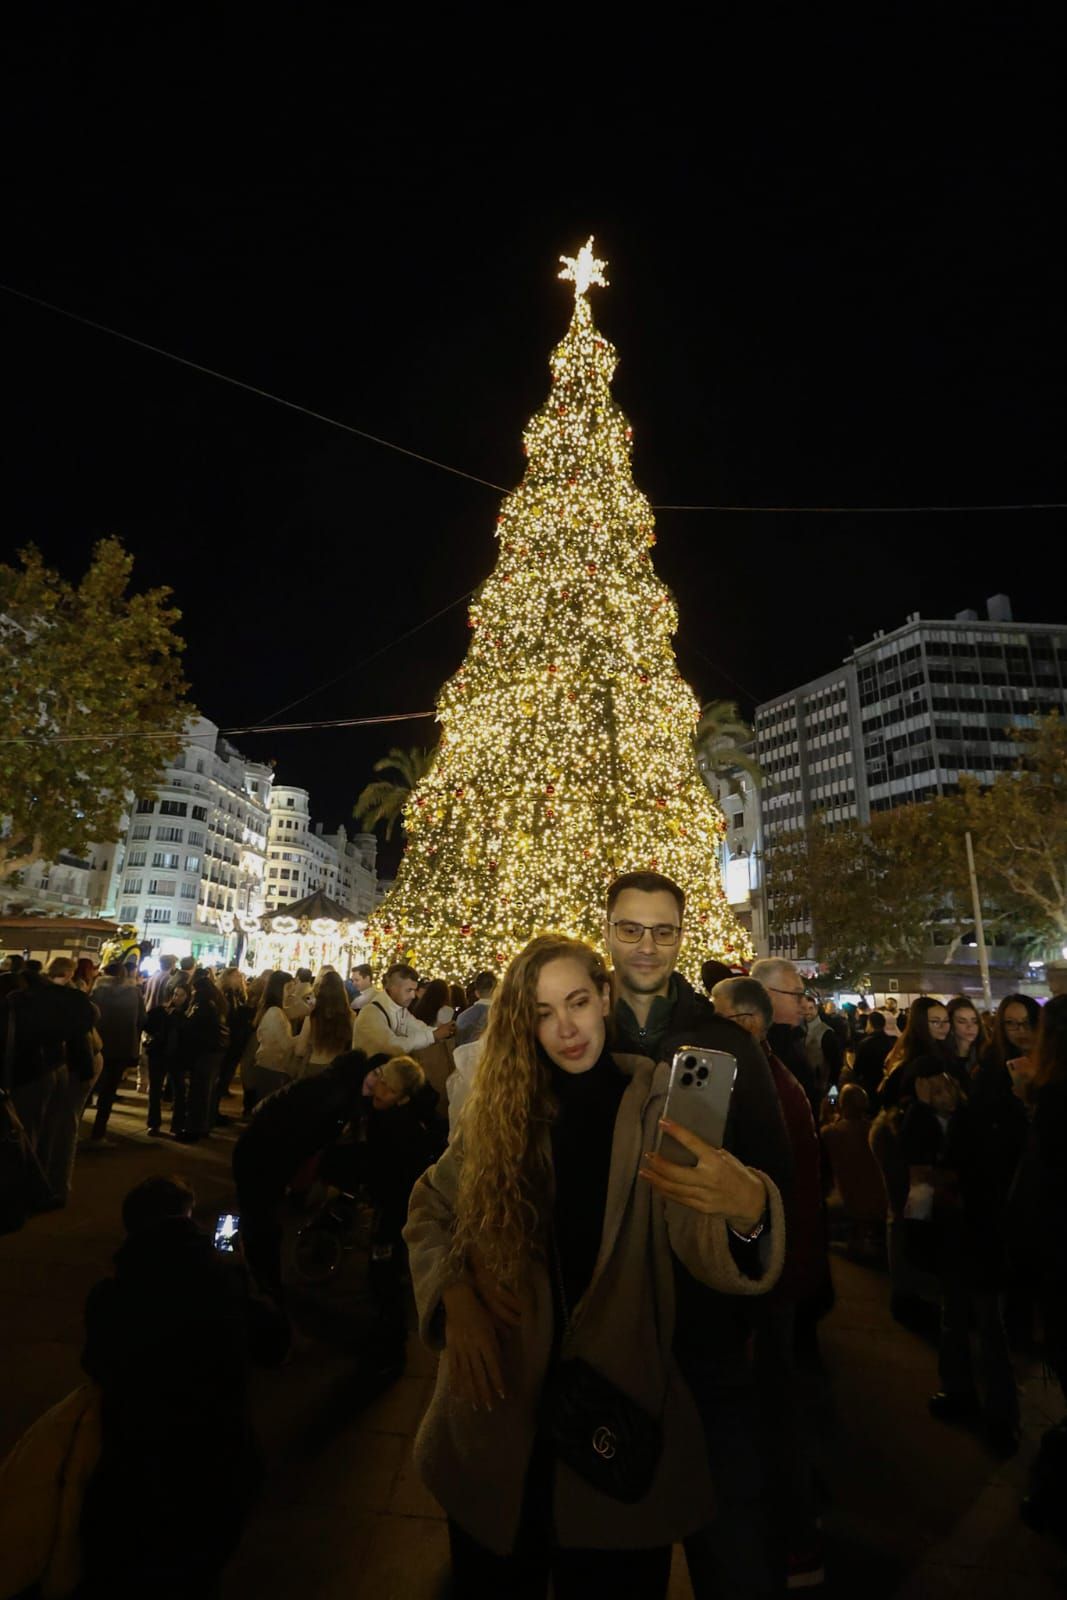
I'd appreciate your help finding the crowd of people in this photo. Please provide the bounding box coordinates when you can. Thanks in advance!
[1,887,1065,1599]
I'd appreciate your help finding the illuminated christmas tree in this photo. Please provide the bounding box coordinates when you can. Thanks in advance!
[369,239,752,981]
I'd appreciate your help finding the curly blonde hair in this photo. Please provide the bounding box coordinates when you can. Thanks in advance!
[449,933,610,1286]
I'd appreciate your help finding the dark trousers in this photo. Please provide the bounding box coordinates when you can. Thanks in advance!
[446,1440,671,1599]
[151,1061,189,1134]
[682,1376,775,1599]
[185,1051,223,1139]
[939,1283,1019,1429]
[91,1057,138,1140]
[234,1179,286,1303]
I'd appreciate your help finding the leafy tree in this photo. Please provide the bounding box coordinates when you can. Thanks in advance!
[694,699,763,796]
[765,717,1067,979]
[0,539,188,879]
[353,746,436,840]
[961,714,1067,955]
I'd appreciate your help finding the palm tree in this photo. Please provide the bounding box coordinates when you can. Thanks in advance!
[352,746,436,840]
[693,700,763,797]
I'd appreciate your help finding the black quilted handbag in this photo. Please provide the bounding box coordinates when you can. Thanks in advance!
[540,1355,663,1503]
[539,1230,664,1503]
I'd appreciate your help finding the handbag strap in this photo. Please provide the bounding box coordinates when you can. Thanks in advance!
[547,1218,671,1421]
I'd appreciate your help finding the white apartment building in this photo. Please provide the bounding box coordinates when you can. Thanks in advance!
[756,595,1067,959]
[266,785,377,918]
[697,750,768,957]
[110,717,274,961]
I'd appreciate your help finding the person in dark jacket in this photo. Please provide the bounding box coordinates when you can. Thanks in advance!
[232,1048,382,1303]
[88,964,145,1144]
[713,974,831,1589]
[750,957,818,1113]
[176,972,228,1143]
[898,1059,1025,1454]
[214,969,254,1124]
[852,1011,894,1099]
[1,965,94,1178]
[605,873,792,1600]
[141,984,190,1135]
[76,1175,289,1598]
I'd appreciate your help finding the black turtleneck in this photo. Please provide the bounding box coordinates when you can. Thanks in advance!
[548,1049,628,1314]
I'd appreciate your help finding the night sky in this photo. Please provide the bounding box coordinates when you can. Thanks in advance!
[5,14,1063,870]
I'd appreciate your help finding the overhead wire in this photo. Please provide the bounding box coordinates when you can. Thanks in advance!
[3,281,1063,515]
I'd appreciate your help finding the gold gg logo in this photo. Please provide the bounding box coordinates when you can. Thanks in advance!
[592,1426,617,1460]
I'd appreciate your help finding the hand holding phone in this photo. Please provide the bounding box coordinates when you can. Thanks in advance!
[214,1212,240,1253]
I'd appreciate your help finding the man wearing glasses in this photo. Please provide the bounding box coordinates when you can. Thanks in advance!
[605,871,791,1600]
[750,957,818,1114]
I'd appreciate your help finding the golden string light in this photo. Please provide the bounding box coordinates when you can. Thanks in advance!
[368,239,752,982]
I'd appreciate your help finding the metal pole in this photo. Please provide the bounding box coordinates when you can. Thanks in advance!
[965,829,993,1010]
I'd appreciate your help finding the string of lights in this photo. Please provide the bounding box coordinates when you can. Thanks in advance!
[4,282,1062,516]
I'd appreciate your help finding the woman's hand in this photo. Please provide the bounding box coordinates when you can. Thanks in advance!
[468,1247,523,1331]
[441,1282,508,1410]
[640,1119,767,1233]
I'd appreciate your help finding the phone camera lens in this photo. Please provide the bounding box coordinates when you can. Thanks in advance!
[697,1066,709,1081]
[680,1071,694,1088]
[684,1056,696,1070]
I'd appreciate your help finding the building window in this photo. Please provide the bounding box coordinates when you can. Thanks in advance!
[131,823,152,841]
[119,904,139,922]
[122,877,143,895]
[176,910,193,925]
[286,797,295,808]
[152,851,181,870]
[185,854,201,872]
[135,798,156,814]
[159,799,188,817]
[126,849,147,867]
[187,831,205,847]
[191,805,208,821]
[280,868,291,879]
[148,879,176,896]
[181,882,197,899]
[155,826,183,843]
[144,907,171,924]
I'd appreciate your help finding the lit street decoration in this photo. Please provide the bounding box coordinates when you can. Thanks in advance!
[367,240,750,981]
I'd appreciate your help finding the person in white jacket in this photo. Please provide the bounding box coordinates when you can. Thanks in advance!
[353,964,455,1058]
[251,970,298,1106]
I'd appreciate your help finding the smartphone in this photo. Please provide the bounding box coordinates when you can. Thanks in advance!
[654,1047,738,1166]
[828,1084,840,1104]
[214,1212,240,1253]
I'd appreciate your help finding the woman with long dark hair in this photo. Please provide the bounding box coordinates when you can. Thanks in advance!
[214,969,254,1124]
[294,970,355,1076]
[946,995,983,1075]
[883,996,953,1084]
[178,971,229,1143]
[983,994,1041,1076]
[413,978,453,1027]
[405,934,785,1599]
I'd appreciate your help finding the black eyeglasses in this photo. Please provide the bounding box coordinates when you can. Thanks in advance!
[767,985,806,1000]
[610,919,681,946]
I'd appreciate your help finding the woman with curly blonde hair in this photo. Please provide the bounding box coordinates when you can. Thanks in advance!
[405,933,785,1598]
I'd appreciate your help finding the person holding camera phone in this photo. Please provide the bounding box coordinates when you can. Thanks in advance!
[405,933,784,1600]
[604,871,793,1599]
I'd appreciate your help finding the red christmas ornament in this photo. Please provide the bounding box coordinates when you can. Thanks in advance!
[586,561,598,575]
[655,797,666,808]
[545,784,555,796]
[460,924,472,937]
[455,788,465,798]
[488,860,498,872]
[548,664,558,674]
[639,674,650,685]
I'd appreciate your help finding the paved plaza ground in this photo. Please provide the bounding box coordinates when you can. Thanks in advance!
[2,1084,1064,1598]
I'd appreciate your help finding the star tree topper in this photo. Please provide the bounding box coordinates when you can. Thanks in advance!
[559,236,609,299]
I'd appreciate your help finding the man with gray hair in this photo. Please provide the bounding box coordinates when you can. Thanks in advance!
[750,957,817,1112]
